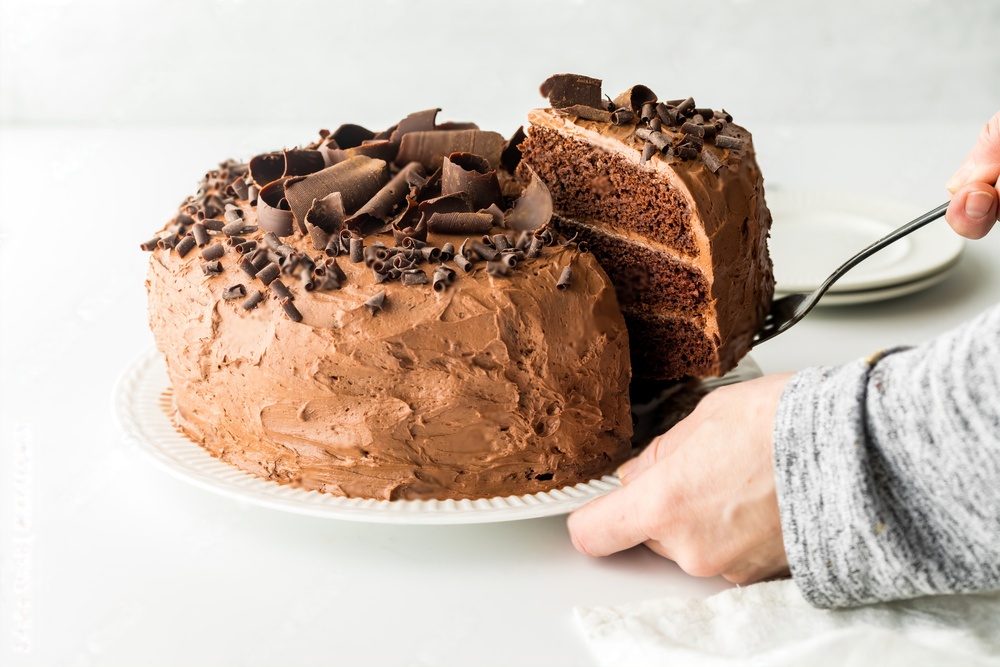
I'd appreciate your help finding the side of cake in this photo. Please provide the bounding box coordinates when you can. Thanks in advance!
[143,110,633,501]
[519,74,774,380]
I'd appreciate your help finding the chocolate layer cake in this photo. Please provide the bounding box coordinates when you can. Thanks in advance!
[519,74,774,379]
[142,108,632,501]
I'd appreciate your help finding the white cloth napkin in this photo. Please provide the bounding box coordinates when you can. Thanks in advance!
[575,579,1000,667]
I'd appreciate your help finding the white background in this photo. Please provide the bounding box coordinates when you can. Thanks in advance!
[1,2,999,666]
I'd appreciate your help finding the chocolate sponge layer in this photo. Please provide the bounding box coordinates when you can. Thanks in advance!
[622,309,720,380]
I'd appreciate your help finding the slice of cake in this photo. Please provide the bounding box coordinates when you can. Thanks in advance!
[519,74,774,380]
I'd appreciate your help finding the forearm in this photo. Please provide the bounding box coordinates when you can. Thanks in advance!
[773,304,1000,608]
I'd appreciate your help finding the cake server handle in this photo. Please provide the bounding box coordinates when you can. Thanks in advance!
[752,201,950,347]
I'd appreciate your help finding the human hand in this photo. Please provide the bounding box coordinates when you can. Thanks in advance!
[567,373,794,584]
[945,112,999,239]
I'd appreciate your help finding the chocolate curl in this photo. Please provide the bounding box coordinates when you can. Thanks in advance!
[436,121,480,131]
[486,260,509,277]
[191,223,211,247]
[432,265,456,292]
[140,237,161,251]
[418,192,473,217]
[527,236,544,259]
[612,85,657,113]
[346,161,426,235]
[239,256,258,278]
[635,127,671,152]
[681,121,706,138]
[157,232,180,249]
[656,103,679,126]
[649,117,662,133]
[556,266,573,291]
[324,236,341,257]
[229,176,250,200]
[396,130,506,171]
[701,149,724,174]
[470,241,498,262]
[242,290,264,310]
[201,243,225,261]
[505,165,553,233]
[284,156,390,229]
[676,144,698,161]
[441,152,503,210]
[481,203,505,228]
[249,152,284,187]
[420,246,442,263]
[331,124,375,149]
[282,149,326,178]
[271,279,292,301]
[222,284,246,300]
[222,220,248,236]
[389,108,440,142]
[539,73,603,109]
[554,105,613,123]
[304,192,347,236]
[257,178,296,237]
[515,231,531,251]
[455,254,472,272]
[343,140,399,163]
[440,242,455,261]
[425,211,493,236]
[500,126,526,173]
[202,261,222,276]
[611,108,635,125]
[391,201,428,245]
[307,223,331,251]
[326,259,347,283]
[675,97,696,117]
[640,102,657,123]
[247,184,259,204]
[715,134,746,151]
[401,269,428,286]
[365,291,386,315]
[640,141,657,166]
[401,236,426,250]
[349,237,364,263]
[493,234,511,251]
[300,265,317,291]
[234,240,257,255]
[256,262,280,286]
[176,236,196,258]
[280,297,302,322]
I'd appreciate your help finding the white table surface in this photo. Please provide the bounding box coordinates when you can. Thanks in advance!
[1,120,998,667]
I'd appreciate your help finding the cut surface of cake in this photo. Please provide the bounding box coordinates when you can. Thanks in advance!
[519,74,774,380]
[142,108,632,501]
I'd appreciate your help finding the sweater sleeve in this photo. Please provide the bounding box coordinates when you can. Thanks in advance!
[773,303,1000,609]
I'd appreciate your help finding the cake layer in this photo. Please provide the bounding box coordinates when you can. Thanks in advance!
[622,308,720,380]
[520,124,700,257]
[552,215,709,314]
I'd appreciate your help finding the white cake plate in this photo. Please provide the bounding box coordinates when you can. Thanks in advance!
[114,348,762,524]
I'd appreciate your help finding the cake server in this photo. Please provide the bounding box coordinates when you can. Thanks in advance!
[752,201,950,346]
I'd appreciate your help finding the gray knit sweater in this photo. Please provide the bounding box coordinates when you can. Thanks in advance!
[773,303,1000,609]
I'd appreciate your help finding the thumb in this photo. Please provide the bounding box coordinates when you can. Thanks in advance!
[947,112,1000,193]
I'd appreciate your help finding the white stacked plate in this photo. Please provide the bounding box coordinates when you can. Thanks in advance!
[767,191,964,306]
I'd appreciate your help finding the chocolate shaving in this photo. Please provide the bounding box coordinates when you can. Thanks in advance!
[280,297,302,322]
[157,232,180,249]
[715,134,745,151]
[349,237,364,263]
[694,108,715,120]
[681,121,706,138]
[389,109,440,143]
[324,236,341,257]
[432,266,455,292]
[201,243,225,261]
[222,284,246,300]
[257,178,296,237]
[140,237,161,251]
[418,192,473,217]
[270,279,292,301]
[230,176,250,200]
[527,236,543,259]
[556,266,573,291]
[649,117,662,133]
[249,152,285,188]
[493,234,511,251]
[635,127,670,152]
[284,156,390,228]
[441,152,503,211]
[455,254,472,272]
[500,126,526,173]
[256,262,280,286]
[239,256,258,278]
[176,236,196,258]
[420,246,442,263]
[282,149,326,178]
[346,161,426,235]
[611,108,635,125]
[390,201,427,245]
[470,241,498,262]
[640,102,657,123]
[331,124,375,149]
[307,224,330,251]
[191,223,210,247]
[242,290,264,310]
[207,218,229,231]
[202,261,222,276]
[500,252,517,269]
[505,165,552,233]
[235,241,258,255]
[222,220,247,237]
[701,149,724,173]
[365,291,386,315]
[304,192,347,237]
[300,265,316,291]
[401,269,428,286]
[539,73,603,109]
[612,85,658,113]
[343,140,399,163]
[440,242,455,261]
[396,130,506,171]
[715,109,734,123]
[641,141,657,166]
[555,105,613,123]
[656,103,679,127]
[486,260,508,277]
[675,97,696,117]
[676,144,699,161]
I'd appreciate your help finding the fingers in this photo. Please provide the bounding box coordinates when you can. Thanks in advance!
[617,405,703,484]
[947,113,1000,194]
[568,469,665,557]
[946,182,999,239]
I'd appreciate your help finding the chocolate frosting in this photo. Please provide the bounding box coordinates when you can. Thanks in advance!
[146,201,632,501]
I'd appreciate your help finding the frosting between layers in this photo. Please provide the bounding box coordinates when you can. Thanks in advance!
[146,214,633,500]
